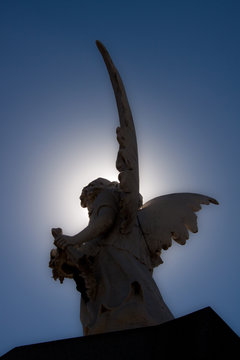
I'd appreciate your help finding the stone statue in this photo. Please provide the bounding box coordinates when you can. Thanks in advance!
[49,41,218,336]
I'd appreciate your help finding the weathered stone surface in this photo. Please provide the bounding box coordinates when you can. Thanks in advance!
[2,308,239,360]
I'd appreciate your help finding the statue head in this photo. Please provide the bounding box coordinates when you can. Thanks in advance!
[80,177,119,208]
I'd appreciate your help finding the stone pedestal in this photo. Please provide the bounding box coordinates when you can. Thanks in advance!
[1,307,239,359]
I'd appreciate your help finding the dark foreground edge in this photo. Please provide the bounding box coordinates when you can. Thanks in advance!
[1,307,239,360]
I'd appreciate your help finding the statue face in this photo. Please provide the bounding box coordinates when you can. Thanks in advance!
[79,178,112,208]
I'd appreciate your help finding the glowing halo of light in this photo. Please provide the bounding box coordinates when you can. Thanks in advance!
[24,124,119,250]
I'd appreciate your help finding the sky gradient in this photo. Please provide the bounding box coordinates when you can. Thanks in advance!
[1,0,240,355]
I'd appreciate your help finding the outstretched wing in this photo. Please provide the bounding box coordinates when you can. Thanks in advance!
[96,41,140,233]
[138,193,218,267]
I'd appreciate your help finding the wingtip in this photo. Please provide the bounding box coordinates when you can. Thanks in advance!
[210,198,219,205]
[96,40,105,51]
[96,40,110,61]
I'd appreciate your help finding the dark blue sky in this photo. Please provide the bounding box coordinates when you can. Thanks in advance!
[1,0,240,355]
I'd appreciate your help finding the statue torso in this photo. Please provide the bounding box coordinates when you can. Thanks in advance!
[89,188,152,270]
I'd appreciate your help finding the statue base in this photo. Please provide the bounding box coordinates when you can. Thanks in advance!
[2,307,239,359]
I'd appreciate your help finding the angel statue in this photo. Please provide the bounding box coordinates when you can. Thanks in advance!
[49,41,218,336]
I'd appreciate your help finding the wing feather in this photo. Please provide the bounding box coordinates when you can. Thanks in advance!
[96,41,140,233]
[138,193,218,267]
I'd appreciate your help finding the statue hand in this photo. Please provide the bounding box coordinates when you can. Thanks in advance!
[54,235,77,250]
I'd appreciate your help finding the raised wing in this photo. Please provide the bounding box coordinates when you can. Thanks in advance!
[138,193,218,267]
[96,41,140,233]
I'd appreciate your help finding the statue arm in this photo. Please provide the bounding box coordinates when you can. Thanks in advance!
[74,206,116,245]
[54,206,116,249]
